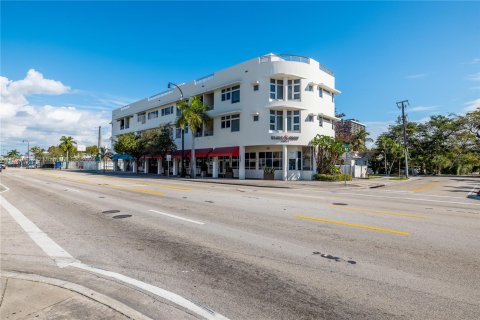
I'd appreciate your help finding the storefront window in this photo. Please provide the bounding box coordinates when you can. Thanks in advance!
[302,147,313,170]
[259,152,282,169]
[245,152,256,169]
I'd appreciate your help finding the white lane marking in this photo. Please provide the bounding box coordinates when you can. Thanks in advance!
[149,209,205,225]
[0,195,78,268]
[64,188,80,193]
[0,195,229,320]
[314,190,480,206]
[468,183,479,196]
[71,262,228,320]
[0,183,10,193]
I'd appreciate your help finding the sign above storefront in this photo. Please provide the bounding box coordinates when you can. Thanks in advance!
[271,135,299,143]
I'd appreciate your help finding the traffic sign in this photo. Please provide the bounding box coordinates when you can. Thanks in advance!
[343,144,350,152]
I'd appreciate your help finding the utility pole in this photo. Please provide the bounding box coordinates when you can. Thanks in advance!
[396,100,409,178]
[22,140,29,169]
[97,126,101,150]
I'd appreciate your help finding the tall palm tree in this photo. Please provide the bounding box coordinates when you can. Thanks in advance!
[311,135,343,174]
[7,149,21,158]
[350,129,373,151]
[98,147,112,173]
[59,136,76,169]
[175,96,210,178]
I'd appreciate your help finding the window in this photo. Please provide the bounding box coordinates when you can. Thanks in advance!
[332,93,335,102]
[307,85,313,91]
[306,114,314,122]
[302,147,313,170]
[270,110,283,131]
[221,85,240,103]
[318,87,323,98]
[175,127,182,139]
[148,110,158,119]
[137,113,146,124]
[259,152,282,169]
[270,79,284,100]
[245,152,257,169]
[221,114,240,132]
[124,117,130,129]
[253,115,259,122]
[287,111,300,131]
[176,107,182,116]
[318,116,323,127]
[253,84,259,91]
[119,119,125,130]
[287,79,301,100]
[161,106,174,116]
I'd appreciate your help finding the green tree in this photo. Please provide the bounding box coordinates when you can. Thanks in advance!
[175,96,210,177]
[7,149,21,158]
[85,145,99,158]
[47,145,64,160]
[30,146,46,164]
[310,135,344,175]
[350,129,373,151]
[59,136,76,169]
[98,147,112,173]
[113,132,152,173]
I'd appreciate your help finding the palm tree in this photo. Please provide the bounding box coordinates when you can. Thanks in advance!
[311,135,343,174]
[59,136,76,169]
[175,96,210,178]
[98,147,112,173]
[7,149,21,158]
[350,129,373,151]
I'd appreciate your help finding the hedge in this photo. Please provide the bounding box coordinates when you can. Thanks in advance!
[313,173,352,181]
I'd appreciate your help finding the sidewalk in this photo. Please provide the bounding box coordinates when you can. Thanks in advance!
[0,272,152,320]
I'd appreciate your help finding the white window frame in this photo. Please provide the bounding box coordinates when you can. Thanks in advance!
[148,110,158,119]
[270,79,284,100]
[221,114,240,132]
[287,79,301,100]
[270,110,283,131]
[287,110,300,132]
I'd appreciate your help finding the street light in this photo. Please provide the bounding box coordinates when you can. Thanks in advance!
[168,82,186,177]
[22,139,29,169]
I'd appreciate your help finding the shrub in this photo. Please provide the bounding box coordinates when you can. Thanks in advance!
[313,173,352,181]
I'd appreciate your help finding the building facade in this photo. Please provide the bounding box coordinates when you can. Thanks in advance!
[335,119,366,142]
[111,53,341,180]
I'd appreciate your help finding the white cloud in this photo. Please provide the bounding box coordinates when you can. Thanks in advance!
[409,105,438,112]
[0,70,111,153]
[470,58,480,65]
[467,72,480,81]
[362,121,395,147]
[464,98,480,113]
[406,73,427,79]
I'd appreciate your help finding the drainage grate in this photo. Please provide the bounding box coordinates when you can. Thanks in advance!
[102,210,120,214]
[332,203,348,206]
[112,214,132,219]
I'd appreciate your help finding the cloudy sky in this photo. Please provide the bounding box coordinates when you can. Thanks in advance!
[1,1,479,154]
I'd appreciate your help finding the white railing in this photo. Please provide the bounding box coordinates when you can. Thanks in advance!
[194,73,214,85]
[319,64,334,76]
[259,54,310,64]
[148,89,173,101]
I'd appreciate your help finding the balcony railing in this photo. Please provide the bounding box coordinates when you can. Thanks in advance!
[148,89,173,101]
[195,73,214,85]
[259,54,310,64]
[319,63,334,76]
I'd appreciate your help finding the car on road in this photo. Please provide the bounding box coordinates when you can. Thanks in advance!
[0,161,6,170]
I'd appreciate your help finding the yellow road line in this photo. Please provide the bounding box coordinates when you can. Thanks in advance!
[410,181,439,193]
[328,205,428,219]
[294,214,410,235]
[65,179,165,196]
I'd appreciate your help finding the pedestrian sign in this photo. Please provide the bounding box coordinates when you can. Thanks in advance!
[343,144,350,152]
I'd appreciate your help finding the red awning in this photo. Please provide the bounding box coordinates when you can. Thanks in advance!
[209,146,239,157]
[172,149,212,158]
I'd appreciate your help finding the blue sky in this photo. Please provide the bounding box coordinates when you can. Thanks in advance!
[1,1,479,153]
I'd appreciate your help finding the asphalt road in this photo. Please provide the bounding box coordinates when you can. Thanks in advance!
[1,169,479,319]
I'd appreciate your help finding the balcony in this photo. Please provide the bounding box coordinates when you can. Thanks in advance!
[259,54,310,64]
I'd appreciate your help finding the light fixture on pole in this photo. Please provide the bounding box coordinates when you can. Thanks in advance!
[396,100,409,178]
[168,82,185,177]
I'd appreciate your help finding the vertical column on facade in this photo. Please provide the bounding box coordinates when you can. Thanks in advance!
[122,160,127,172]
[157,159,161,175]
[312,146,317,174]
[133,160,137,173]
[283,144,288,181]
[173,159,177,175]
[113,160,117,172]
[239,146,245,180]
[144,159,148,174]
[212,157,218,178]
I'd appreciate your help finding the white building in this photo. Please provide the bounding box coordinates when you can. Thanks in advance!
[111,53,341,180]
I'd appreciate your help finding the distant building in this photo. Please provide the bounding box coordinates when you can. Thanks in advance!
[335,119,365,142]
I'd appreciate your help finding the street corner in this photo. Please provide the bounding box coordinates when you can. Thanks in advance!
[0,272,152,320]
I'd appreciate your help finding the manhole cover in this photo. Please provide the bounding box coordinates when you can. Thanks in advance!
[332,203,348,206]
[112,214,132,219]
[102,210,120,214]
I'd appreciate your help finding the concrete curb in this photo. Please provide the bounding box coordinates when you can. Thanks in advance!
[2,271,153,320]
